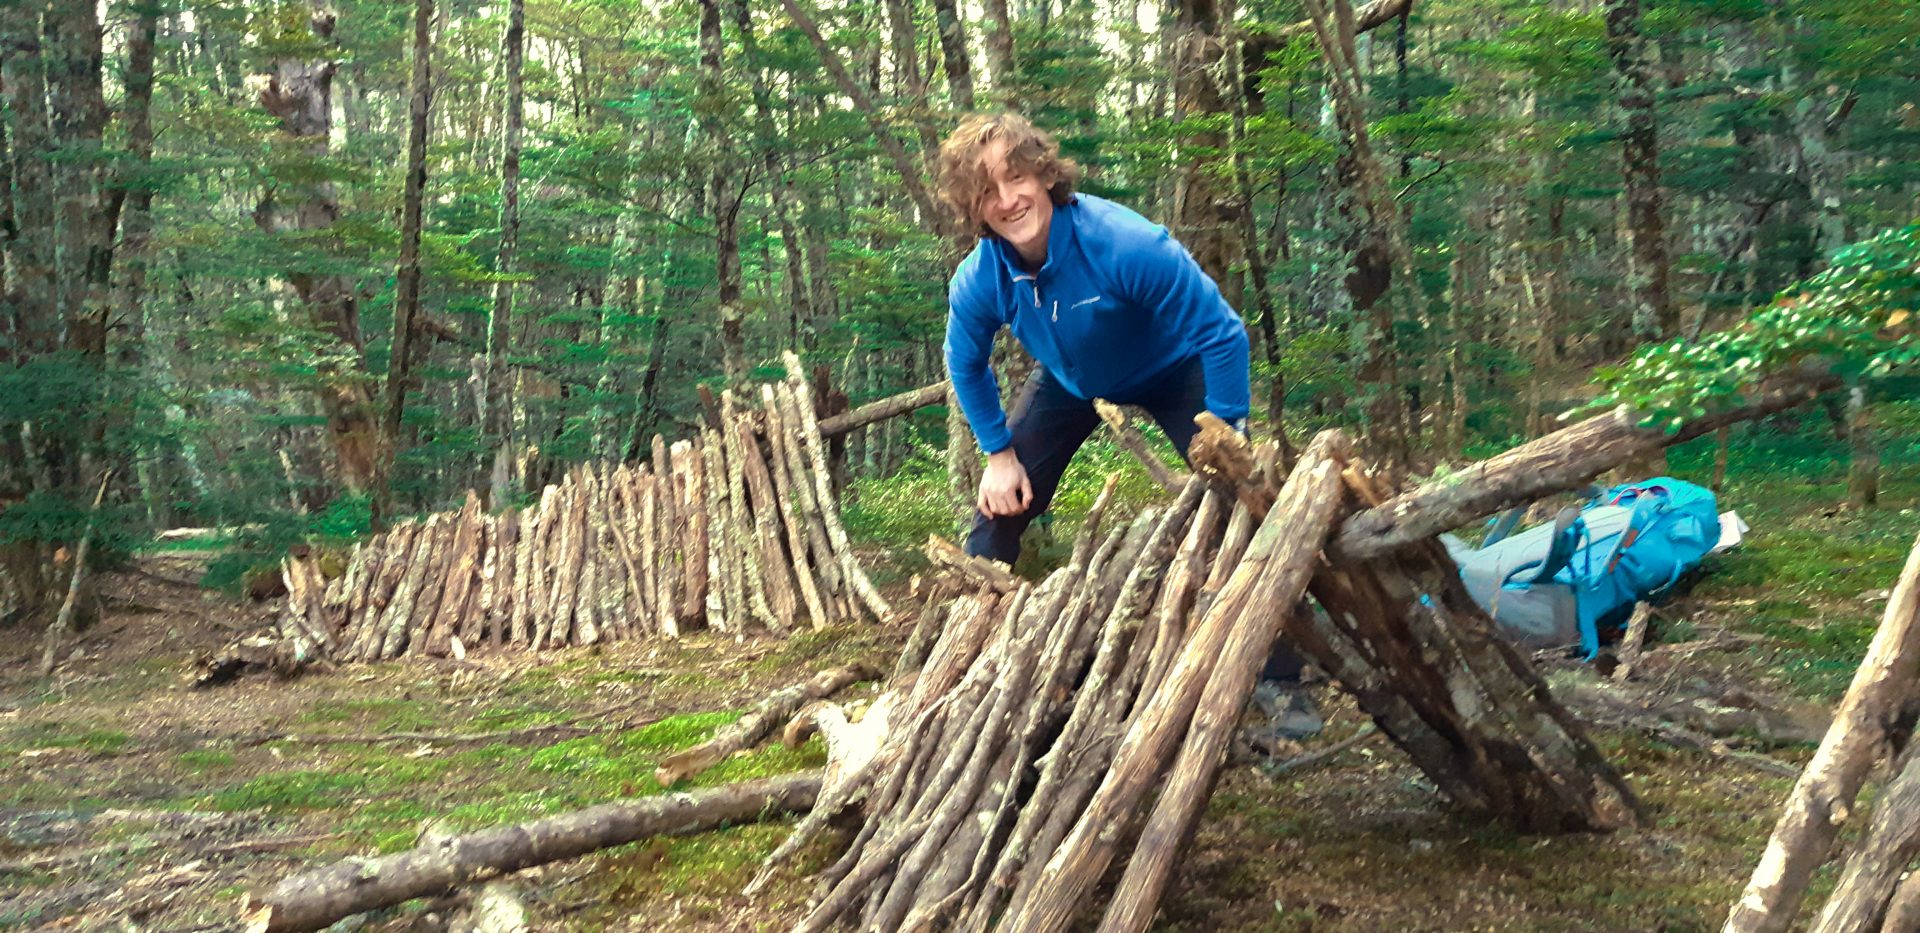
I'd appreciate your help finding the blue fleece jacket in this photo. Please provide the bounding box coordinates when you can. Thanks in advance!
[943,194,1252,454]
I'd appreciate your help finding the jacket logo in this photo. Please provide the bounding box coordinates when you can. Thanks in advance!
[1070,296,1101,309]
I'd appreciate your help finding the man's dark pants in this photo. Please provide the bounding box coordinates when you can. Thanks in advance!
[961,355,1304,682]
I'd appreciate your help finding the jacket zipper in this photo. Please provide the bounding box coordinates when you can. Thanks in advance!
[1014,269,1078,375]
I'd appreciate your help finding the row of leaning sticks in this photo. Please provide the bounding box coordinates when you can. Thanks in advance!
[750,425,1641,933]
[277,355,893,661]
[752,435,1342,933]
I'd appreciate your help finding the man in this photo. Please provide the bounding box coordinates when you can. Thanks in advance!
[937,113,1317,744]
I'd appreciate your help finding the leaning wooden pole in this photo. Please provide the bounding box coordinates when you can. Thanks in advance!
[243,773,821,933]
[1003,430,1353,933]
[1724,532,1920,933]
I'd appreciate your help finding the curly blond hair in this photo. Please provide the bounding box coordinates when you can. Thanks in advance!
[937,113,1082,237]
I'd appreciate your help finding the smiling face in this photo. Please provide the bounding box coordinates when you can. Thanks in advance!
[977,139,1054,266]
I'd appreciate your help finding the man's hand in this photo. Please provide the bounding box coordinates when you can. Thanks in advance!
[977,448,1034,518]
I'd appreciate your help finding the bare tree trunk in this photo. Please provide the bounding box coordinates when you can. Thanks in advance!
[1302,0,1409,469]
[115,3,159,369]
[1171,0,1236,292]
[381,0,436,521]
[483,0,524,508]
[1847,385,1878,508]
[254,2,384,493]
[981,0,1016,96]
[1605,0,1675,342]
[778,0,955,241]
[44,0,111,360]
[698,0,748,384]
[930,0,974,110]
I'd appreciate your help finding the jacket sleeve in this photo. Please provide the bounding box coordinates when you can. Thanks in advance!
[943,282,1014,454]
[1118,228,1252,424]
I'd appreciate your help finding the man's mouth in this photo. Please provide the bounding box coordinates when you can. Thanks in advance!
[1001,205,1029,226]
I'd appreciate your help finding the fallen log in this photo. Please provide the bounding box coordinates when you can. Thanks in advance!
[1335,366,1839,561]
[654,662,881,787]
[817,379,949,437]
[242,772,820,933]
[1724,531,1920,933]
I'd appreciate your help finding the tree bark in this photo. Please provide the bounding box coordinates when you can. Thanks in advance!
[1723,533,1920,933]
[482,0,524,509]
[381,0,436,520]
[1171,0,1237,291]
[1604,0,1675,342]
[930,0,975,110]
[697,0,749,385]
[254,2,384,493]
[1847,385,1879,508]
[243,773,821,933]
[1808,741,1920,933]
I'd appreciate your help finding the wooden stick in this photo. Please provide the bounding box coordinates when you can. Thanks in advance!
[701,435,737,633]
[423,494,484,656]
[655,663,881,786]
[815,379,948,437]
[770,381,844,612]
[243,773,821,933]
[1335,366,1839,561]
[673,440,707,625]
[377,515,443,659]
[736,410,799,631]
[761,385,830,628]
[1725,532,1920,933]
[349,522,412,660]
[1613,601,1654,682]
[650,435,681,634]
[39,472,111,677]
[924,535,1021,594]
[514,487,555,647]
[1809,742,1920,932]
[508,490,547,646]
[722,393,779,631]
[571,473,603,646]
[1096,399,1185,492]
[783,353,892,621]
[1007,431,1353,933]
[343,535,390,658]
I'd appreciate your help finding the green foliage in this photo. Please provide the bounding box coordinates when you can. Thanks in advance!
[1595,223,1920,428]
[844,447,964,548]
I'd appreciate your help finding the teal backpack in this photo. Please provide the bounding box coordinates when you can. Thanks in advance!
[1448,478,1722,659]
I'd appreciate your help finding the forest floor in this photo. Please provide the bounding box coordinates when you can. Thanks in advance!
[3,408,1918,932]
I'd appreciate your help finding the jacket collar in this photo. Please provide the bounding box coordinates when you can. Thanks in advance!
[987,195,1078,282]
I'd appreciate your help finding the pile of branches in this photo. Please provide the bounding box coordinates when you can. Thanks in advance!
[753,425,1643,932]
[275,354,891,661]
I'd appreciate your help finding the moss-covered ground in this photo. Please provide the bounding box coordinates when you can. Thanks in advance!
[1,408,1914,931]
